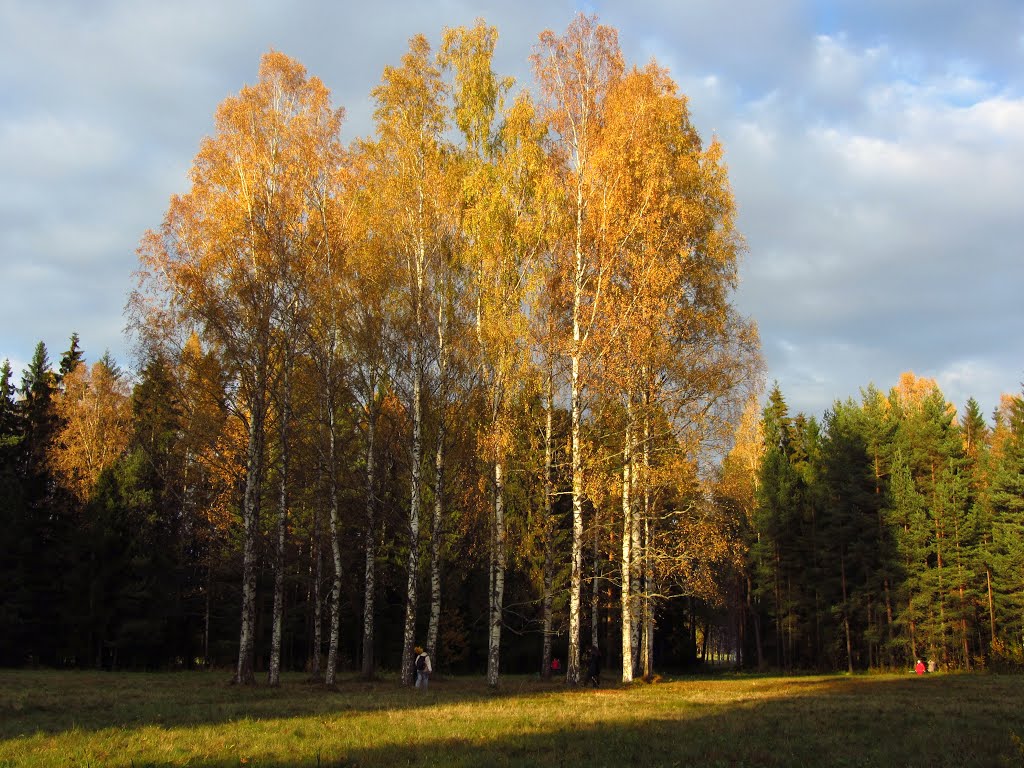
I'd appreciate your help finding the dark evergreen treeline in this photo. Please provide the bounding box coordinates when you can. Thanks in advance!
[725,374,1024,672]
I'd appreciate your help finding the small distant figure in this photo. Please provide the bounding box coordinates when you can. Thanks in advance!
[914,658,925,675]
[927,659,936,674]
[550,656,561,674]
[414,646,432,690]
[587,646,602,688]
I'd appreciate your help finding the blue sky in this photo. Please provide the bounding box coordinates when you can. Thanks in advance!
[2,0,1022,419]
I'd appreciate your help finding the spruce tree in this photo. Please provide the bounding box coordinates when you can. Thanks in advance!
[987,391,1024,666]
[15,342,73,665]
[57,332,84,384]
[0,358,26,664]
[889,381,971,668]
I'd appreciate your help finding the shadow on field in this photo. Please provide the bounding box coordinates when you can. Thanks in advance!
[4,672,1024,767]
[1,672,567,738]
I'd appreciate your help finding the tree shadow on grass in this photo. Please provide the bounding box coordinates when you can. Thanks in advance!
[4,673,1024,767]
[0,671,568,738]
[16,679,1024,768]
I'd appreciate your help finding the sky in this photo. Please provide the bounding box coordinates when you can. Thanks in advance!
[2,0,1022,420]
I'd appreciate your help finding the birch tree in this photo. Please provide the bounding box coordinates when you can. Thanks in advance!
[444,20,549,686]
[369,35,450,685]
[50,358,132,503]
[532,13,624,685]
[135,51,345,684]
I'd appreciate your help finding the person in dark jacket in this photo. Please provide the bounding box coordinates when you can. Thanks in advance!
[414,646,432,690]
[586,646,601,688]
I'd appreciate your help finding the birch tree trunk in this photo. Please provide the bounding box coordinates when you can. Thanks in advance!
[568,280,583,685]
[621,413,634,682]
[401,350,422,686]
[235,399,265,685]
[325,395,343,687]
[428,425,444,663]
[487,460,506,687]
[310,503,322,680]
[361,405,377,678]
[428,306,447,664]
[629,464,641,678]
[641,412,653,679]
[591,505,600,652]
[269,361,292,687]
[642,516,654,679]
[541,368,555,679]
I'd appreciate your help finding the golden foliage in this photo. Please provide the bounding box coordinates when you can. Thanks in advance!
[50,361,131,502]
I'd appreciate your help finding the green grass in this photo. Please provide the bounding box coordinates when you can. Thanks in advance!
[1,669,1022,767]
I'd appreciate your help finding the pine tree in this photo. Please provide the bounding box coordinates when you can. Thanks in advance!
[887,376,973,668]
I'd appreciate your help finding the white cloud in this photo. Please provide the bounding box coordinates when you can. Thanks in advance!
[0,116,122,180]
[1,0,1021,423]
[934,359,1015,416]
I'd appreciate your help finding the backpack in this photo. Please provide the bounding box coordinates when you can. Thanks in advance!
[416,654,426,672]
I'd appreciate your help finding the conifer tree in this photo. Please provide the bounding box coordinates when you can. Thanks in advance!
[987,391,1024,664]
[819,400,884,672]
[15,342,72,664]
[0,358,25,665]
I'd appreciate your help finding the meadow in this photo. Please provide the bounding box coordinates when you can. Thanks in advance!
[1,669,1022,767]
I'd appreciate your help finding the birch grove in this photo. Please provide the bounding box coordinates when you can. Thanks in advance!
[128,16,760,685]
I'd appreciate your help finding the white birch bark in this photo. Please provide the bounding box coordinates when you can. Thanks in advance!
[427,302,446,664]
[268,360,292,687]
[541,367,555,678]
[642,403,654,679]
[629,452,641,677]
[401,235,425,685]
[568,243,584,684]
[641,515,653,679]
[427,423,443,663]
[325,395,343,687]
[487,460,506,687]
[402,356,422,686]
[361,406,377,678]
[310,503,322,680]
[235,402,265,685]
[621,412,633,682]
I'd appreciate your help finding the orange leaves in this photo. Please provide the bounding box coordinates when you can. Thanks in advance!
[531,14,624,159]
[50,360,131,502]
[893,371,940,410]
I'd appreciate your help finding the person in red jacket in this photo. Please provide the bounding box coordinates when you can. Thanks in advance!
[915,659,925,675]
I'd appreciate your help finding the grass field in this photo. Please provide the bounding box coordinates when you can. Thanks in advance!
[1,669,1022,767]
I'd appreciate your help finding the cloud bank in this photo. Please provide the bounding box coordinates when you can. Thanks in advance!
[1,0,1021,419]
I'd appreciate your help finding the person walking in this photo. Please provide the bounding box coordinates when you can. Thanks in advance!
[414,646,432,691]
